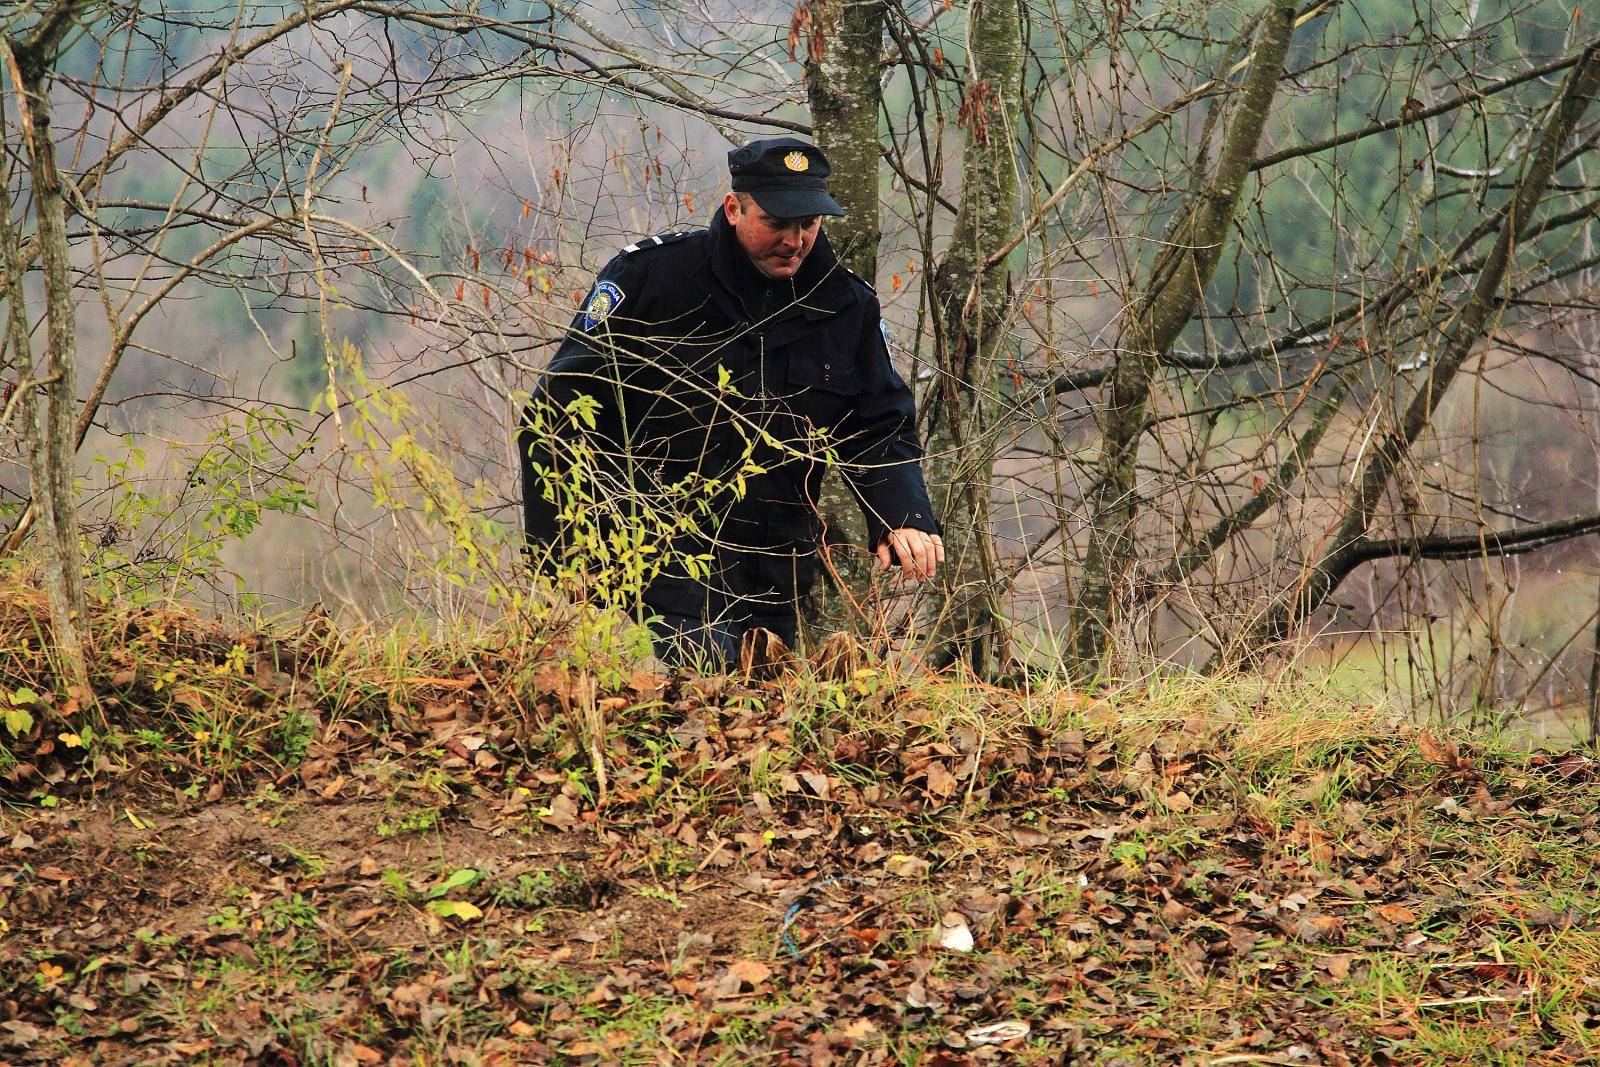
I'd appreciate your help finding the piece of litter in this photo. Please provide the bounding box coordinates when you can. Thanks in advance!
[966,1020,1031,1044]
[934,912,974,952]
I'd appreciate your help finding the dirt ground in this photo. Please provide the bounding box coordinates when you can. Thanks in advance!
[4,665,1600,1065]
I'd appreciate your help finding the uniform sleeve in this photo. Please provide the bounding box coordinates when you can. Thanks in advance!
[834,294,940,550]
[519,254,639,561]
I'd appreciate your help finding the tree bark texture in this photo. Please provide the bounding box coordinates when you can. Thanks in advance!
[804,0,885,280]
[1242,44,1600,652]
[926,0,1022,676]
[803,0,885,644]
[1070,0,1298,670]
[4,9,91,694]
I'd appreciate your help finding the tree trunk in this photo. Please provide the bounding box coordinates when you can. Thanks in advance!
[803,0,884,645]
[1069,0,1298,672]
[4,12,91,695]
[926,0,1022,677]
[805,0,884,279]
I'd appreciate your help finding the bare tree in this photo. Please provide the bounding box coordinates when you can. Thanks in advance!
[923,0,1022,675]
[1069,0,1298,669]
[2,5,92,694]
[5,0,1600,729]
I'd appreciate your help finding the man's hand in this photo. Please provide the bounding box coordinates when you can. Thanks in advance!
[875,527,944,582]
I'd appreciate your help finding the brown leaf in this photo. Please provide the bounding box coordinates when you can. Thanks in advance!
[925,761,957,802]
[727,958,770,984]
[541,792,579,829]
[713,958,771,997]
[1373,903,1417,925]
[341,1042,384,1064]
[739,627,794,680]
[809,632,861,681]
[885,854,931,878]
[1417,729,1470,772]
[1319,953,1355,979]
[1160,898,1196,925]
[1,1020,41,1049]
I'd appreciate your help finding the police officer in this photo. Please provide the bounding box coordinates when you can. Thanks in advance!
[521,136,943,665]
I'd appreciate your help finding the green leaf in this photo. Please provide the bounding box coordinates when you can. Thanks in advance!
[3,707,33,737]
[426,899,482,921]
[428,868,481,899]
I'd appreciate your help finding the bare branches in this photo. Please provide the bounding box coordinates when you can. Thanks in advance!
[1250,51,1588,172]
[1244,45,1600,650]
[1,0,1597,712]
[1349,511,1600,566]
[1071,0,1300,666]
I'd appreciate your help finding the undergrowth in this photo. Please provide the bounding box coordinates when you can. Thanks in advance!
[2,573,1598,1065]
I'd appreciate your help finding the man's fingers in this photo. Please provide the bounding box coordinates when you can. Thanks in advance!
[880,530,943,582]
[896,530,934,581]
[910,534,933,580]
[891,531,914,579]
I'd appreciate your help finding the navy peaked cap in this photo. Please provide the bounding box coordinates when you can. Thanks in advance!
[727,137,845,218]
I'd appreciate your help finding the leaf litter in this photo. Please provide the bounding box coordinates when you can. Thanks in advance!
[0,596,1598,1064]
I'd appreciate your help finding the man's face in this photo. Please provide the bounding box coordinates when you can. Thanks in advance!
[724,193,821,280]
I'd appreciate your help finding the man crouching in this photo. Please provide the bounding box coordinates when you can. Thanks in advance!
[521,137,942,667]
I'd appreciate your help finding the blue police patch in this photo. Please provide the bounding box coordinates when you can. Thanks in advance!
[583,280,625,331]
[879,318,892,348]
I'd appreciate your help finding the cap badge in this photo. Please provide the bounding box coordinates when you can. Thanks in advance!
[783,150,810,173]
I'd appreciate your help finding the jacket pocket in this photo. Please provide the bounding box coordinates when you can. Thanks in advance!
[786,349,863,397]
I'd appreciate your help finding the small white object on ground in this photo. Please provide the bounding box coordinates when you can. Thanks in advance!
[934,912,974,952]
[966,1020,1031,1044]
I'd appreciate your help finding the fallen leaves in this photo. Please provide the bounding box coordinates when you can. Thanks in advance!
[714,958,772,997]
[426,899,483,921]
[1,595,1597,1067]
[965,1019,1030,1045]
[1372,903,1418,926]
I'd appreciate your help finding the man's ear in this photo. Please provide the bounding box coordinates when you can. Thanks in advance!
[722,191,742,225]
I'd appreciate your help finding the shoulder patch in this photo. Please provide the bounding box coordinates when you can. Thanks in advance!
[582,280,624,331]
[620,230,695,255]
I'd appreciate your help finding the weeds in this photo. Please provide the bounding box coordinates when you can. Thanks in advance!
[1,577,1597,1064]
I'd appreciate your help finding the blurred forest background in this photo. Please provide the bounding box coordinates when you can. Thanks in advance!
[4,0,1600,737]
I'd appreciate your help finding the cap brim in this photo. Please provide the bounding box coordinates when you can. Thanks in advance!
[748,188,846,218]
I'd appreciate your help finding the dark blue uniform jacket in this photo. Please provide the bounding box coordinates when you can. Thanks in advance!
[520,206,938,624]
